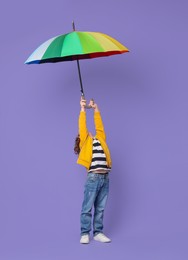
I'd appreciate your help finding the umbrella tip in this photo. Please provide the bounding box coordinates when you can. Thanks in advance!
[72,20,76,31]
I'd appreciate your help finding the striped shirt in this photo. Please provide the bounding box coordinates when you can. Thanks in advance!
[88,138,111,173]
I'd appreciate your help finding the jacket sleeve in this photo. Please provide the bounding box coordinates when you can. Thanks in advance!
[79,111,88,149]
[94,111,106,141]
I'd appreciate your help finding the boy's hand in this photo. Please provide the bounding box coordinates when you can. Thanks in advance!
[80,97,86,110]
[89,99,99,111]
[88,99,96,108]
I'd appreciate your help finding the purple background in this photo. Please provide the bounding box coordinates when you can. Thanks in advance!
[0,0,188,259]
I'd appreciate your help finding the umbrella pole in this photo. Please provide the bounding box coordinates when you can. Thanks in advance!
[76,59,85,98]
[73,21,92,108]
[72,21,85,98]
[76,59,93,108]
[72,21,85,97]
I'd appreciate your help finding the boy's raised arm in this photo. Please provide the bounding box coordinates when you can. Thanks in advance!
[79,98,88,148]
[88,99,106,141]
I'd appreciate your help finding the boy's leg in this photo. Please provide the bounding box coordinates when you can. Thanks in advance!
[80,174,99,235]
[93,175,109,236]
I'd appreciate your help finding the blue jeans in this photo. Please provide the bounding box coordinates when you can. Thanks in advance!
[80,172,109,236]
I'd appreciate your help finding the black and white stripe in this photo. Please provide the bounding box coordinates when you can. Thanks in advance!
[88,138,111,173]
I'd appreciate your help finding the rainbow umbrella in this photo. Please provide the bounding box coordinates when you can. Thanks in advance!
[25,22,129,99]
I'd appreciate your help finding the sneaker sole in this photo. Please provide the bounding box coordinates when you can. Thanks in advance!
[94,238,111,243]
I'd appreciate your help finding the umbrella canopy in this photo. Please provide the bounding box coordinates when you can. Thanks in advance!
[25,22,129,101]
[25,31,129,64]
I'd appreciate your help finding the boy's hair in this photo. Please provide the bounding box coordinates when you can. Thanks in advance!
[74,134,80,155]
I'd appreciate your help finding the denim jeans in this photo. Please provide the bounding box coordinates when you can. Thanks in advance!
[80,172,109,236]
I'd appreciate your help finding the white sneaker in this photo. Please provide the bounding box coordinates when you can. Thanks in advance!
[94,233,111,243]
[80,234,90,244]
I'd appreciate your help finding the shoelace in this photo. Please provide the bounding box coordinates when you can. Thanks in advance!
[98,233,107,238]
[82,235,89,238]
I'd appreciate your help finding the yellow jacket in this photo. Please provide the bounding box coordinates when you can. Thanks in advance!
[77,111,112,170]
